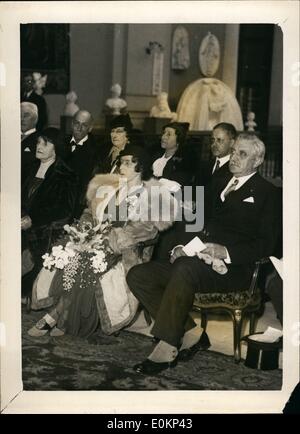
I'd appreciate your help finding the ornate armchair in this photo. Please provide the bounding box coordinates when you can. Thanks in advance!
[193,257,269,363]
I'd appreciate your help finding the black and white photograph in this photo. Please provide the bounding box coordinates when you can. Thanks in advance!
[0,1,299,414]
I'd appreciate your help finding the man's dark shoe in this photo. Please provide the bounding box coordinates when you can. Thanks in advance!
[133,358,177,375]
[177,335,211,362]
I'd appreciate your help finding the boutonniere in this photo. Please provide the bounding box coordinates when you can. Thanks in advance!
[125,194,139,213]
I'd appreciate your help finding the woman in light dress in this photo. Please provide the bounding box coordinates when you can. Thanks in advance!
[28,145,177,339]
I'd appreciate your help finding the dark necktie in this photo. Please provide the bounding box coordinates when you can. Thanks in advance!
[224,178,239,199]
[70,140,79,152]
[213,159,220,173]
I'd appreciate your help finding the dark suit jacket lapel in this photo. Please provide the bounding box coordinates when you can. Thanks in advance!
[220,172,259,208]
[216,161,230,177]
[162,156,174,179]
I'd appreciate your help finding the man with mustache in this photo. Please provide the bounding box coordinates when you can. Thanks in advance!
[127,132,281,375]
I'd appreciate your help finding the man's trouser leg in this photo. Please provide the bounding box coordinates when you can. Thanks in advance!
[150,257,229,347]
[128,256,229,347]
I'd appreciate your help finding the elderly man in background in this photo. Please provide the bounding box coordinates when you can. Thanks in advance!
[21,73,48,131]
[21,102,39,183]
[127,132,281,375]
[62,109,97,218]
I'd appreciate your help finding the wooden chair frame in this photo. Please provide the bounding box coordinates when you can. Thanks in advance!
[193,257,269,363]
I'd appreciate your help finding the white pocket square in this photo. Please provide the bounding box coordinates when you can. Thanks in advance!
[243,196,254,203]
[24,147,31,152]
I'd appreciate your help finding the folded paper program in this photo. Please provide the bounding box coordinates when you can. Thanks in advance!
[182,236,206,256]
[270,256,283,280]
[249,326,283,343]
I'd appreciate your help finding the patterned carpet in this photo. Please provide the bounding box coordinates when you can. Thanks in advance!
[22,308,282,391]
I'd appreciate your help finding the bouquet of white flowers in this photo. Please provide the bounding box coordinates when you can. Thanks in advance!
[42,220,119,291]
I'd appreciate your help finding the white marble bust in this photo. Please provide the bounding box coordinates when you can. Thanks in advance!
[64,91,80,117]
[105,83,127,116]
[33,72,47,95]
[150,92,177,121]
[245,112,257,131]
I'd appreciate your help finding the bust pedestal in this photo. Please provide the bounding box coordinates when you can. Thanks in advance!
[144,117,172,134]
[60,115,73,136]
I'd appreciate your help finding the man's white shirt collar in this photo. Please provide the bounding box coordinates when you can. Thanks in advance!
[220,171,257,201]
[212,154,230,173]
[23,128,36,137]
[71,135,88,146]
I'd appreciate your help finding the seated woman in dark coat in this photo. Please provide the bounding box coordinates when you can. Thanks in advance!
[21,128,78,296]
[152,121,194,187]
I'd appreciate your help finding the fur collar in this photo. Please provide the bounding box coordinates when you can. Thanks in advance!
[86,174,177,231]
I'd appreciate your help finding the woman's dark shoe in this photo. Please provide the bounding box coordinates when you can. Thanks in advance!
[133,358,177,375]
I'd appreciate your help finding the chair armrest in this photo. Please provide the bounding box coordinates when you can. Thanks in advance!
[249,257,270,296]
[136,234,160,259]
[255,257,270,265]
[136,233,160,249]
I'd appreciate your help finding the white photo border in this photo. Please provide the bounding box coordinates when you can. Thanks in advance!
[0,1,299,414]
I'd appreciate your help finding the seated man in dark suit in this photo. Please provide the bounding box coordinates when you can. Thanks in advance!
[21,73,48,131]
[196,122,236,186]
[21,102,39,183]
[127,132,281,375]
[62,109,97,218]
[196,122,237,221]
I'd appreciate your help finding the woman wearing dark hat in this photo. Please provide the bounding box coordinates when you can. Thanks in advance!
[96,113,135,174]
[152,121,194,186]
[28,144,177,339]
[21,127,78,298]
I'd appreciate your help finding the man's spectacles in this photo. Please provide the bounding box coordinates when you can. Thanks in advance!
[210,137,226,145]
[73,120,89,129]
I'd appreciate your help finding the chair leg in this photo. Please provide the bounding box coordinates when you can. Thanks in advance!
[249,312,257,335]
[200,310,208,331]
[233,309,243,363]
[26,295,31,313]
[199,309,211,350]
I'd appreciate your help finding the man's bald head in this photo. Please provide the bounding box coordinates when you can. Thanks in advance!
[72,110,93,142]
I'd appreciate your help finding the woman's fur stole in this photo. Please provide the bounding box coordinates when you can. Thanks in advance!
[86,173,177,231]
